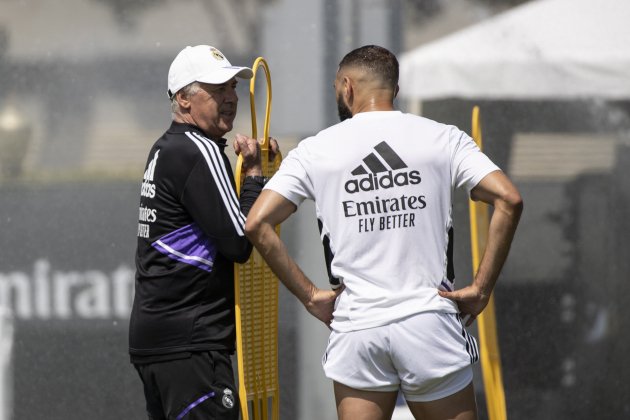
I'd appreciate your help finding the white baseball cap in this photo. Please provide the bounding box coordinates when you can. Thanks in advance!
[167,45,253,99]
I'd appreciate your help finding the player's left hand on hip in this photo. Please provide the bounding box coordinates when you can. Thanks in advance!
[438,285,490,327]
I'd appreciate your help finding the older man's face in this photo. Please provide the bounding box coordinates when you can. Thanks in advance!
[189,78,239,138]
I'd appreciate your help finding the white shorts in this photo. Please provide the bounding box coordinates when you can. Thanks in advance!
[322,312,479,402]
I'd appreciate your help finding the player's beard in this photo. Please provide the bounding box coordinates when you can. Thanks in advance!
[337,92,352,122]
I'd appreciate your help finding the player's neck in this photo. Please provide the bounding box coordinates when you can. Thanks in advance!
[352,97,395,115]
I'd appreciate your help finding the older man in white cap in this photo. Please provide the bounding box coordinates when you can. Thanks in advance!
[129,45,275,420]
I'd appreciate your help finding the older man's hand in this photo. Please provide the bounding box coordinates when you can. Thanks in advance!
[233,133,261,176]
[233,134,280,177]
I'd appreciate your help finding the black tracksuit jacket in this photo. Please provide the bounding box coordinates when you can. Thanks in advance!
[129,121,262,363]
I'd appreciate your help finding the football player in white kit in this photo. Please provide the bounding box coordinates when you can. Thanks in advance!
[245,45,523,420]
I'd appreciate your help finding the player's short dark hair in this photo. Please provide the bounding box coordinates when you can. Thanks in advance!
[338,45,399,90]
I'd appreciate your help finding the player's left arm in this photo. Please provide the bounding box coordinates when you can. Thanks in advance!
[245,189,342,327]
[439,170,523,325]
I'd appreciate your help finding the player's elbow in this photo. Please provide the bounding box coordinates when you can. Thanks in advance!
[244,214,263,244]
[507,189,524,213]
[500,188,524,218]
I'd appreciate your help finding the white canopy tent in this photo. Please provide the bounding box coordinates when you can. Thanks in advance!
[399,0,630,101]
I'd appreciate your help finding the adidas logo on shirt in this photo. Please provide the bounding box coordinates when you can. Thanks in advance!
[344,141,421,194]
[141,150,160,199]
[144,150,160,182]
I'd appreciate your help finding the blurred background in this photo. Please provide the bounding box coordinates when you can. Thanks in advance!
[0,0,628,419]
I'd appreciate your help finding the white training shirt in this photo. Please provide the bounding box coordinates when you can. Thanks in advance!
[265,111,499,332]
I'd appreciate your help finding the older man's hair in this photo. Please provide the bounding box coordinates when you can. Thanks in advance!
[338,45,399,90]
[170,82,202,115]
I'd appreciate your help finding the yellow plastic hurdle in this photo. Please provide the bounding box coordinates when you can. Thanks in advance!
[469,106,508,420]
[234,57,282,420]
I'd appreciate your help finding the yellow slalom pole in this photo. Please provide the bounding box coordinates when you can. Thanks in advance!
[234,57,281,420]
[236,57,273,196]
[249,58,272,155]
[469,106,507,420]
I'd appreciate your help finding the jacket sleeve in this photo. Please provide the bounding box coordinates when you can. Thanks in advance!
[180,150,263,263]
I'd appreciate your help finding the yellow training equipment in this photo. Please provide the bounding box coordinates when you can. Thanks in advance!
[234,57,282,420]
[469,106,508,420]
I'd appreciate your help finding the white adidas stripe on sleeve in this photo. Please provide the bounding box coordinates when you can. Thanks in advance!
[185,132,246,236]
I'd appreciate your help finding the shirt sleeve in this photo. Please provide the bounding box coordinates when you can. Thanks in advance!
[180,141,260,263]
[450,126,500,194]
[264,143,315,206]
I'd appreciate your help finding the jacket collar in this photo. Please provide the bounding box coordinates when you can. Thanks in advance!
[167,121,227,147]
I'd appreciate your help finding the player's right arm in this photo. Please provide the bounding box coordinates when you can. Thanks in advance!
[245,189,342,327]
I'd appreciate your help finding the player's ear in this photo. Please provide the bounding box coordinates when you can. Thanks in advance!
[175,90,192,110]
[343,76,354,104]
[394,84,399,98]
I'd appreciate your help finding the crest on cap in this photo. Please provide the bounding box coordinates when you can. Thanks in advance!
[210,47,226,61]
